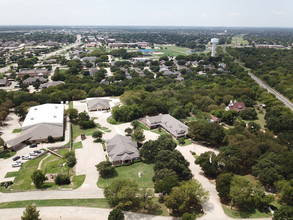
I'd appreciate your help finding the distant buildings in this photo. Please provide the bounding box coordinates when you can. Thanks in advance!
[0,78,11,87]
[141,114,189,138]
[40,81,64,89]
[23,77,47,85]
[18,69,50,77]
[86,98,110,111]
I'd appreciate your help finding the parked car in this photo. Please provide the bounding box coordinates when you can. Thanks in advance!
[33,150,42,154]
[29,143,38,148]
[81,134,86,140]
[12,162,22,167]
[12,156,20,161]
[29,152,38,156]
[22,155,31,160]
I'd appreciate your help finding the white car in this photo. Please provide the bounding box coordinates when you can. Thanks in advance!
[29,152,38,156]
[12,161,22,167]
[22,155,31,160]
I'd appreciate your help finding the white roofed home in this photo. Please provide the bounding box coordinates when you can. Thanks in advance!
[7,104,65,147]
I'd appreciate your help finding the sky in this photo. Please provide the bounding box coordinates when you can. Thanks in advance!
[0,0,292,27]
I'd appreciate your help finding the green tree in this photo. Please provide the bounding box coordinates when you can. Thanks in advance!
[239,108,258,120]
[21,204,41,220]
[31,170,47,188]
[273,205,293,220]
[131,128,145,143]
[124,127,133,136]
[104,178,139,210]
[182,213,196,220]
[131,120,140,129]
[165,180,209,216]
[92,130,103,142]
[108,208,125,220]
[195,151,220,178]
[216,173,234,202]
[65,108,78,122]
[96,161,115,178]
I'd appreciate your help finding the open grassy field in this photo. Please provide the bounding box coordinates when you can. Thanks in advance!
[231,34,249,47]
[223,205,271,218]
[41,149,70,174]
[97,162,154,189]
[4,171,19,178]
[155,45,190,57]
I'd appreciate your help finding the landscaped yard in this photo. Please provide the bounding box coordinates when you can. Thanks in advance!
[1,148,83,192]
[151,128,168,136]
[72,124,100,141]
[0,149,16,159]
[223,205,271,218]
[97,162,154,189]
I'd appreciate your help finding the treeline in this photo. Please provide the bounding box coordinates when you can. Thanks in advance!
[227,47,293,101]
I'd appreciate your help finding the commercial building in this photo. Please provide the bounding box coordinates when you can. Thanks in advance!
[7,104,65,147]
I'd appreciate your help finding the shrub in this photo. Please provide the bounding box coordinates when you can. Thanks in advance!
[55,173,71,185]
[47,135,55,143]
[108,208,125,220]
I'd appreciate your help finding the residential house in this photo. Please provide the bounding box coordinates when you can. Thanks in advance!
[18,69,50,77]
[0,78,10,87]
[23,77,47,85]
[141,114,188,138]
[106,134,140,165]
[86,98,110,111]
[40,81,64,89]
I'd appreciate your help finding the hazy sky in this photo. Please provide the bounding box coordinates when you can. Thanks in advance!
[0,0,292,27]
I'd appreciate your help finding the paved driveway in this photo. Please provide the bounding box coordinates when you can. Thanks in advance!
[75,136,105,192]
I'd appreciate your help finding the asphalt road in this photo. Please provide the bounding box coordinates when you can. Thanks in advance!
[247,71,293,111]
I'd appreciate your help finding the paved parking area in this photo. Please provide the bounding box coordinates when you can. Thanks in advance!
[75,136,105,191]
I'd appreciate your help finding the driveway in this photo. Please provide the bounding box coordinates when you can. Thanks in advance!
[75,136,105,192]
[176,144,271,220]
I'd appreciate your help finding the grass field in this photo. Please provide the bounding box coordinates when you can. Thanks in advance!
[41,149,70,174]
[155,45,189,57]
[106,116,123,125]
[72,175,86,189]
[73,141,83,149]
[138,122,150,130]
[231,34,249,47]
[12,128,22,133]
[97,162,154,189]
[243,108,266,129]
[151,128,168,136]
[0,149,16,159]
[223,205,271,218]
[4,171,19,178]
[0,199,109,209]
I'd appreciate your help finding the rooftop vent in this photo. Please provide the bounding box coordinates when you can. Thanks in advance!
[30,118,34,120]
[53,116,57,118]
[34,108,37,110]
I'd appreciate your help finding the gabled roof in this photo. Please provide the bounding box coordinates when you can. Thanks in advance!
[40,81,64,89]
[86,98,110,110]
[107,134,139,162]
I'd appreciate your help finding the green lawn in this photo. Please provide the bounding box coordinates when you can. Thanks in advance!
[176,138,193,146]
[231,34,249,47]
[72,124,99,141]
[0,150,16,159]
[223,205,271,218]
[12,128,22,133]
[73,141,83,149]
[156,45,190,57]
[68,101,73,109]
[138,122,150,130]
[41,149,70,174]
[72,175,86,189]
[243,108,266,129]
[0,199,109,209]
[100,127,111,133]
[97,162,154,189]
[5,171,19,178]
[151,128,169,136]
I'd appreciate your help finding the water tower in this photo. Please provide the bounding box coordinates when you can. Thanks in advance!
[211,38,219,57]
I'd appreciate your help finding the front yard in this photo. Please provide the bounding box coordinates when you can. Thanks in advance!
[97,162,154,189]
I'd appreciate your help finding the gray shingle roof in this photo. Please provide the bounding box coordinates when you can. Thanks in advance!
[87,98,110,111]
[106,134,139,163]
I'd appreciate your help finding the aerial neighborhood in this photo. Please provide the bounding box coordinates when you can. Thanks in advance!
[0,24,292,220]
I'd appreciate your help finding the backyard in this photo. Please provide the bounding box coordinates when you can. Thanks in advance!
[97,162,154,188]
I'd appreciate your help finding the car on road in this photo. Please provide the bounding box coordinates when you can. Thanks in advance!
[12,161,22,167]
[12,156,20,161]
[29,143,38,148]
[22,155,31,160]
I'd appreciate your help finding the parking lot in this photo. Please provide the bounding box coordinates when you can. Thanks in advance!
[0,144,45,183]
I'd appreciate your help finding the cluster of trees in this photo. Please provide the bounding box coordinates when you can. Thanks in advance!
[66,108,96,129]
[228,47,293,101]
